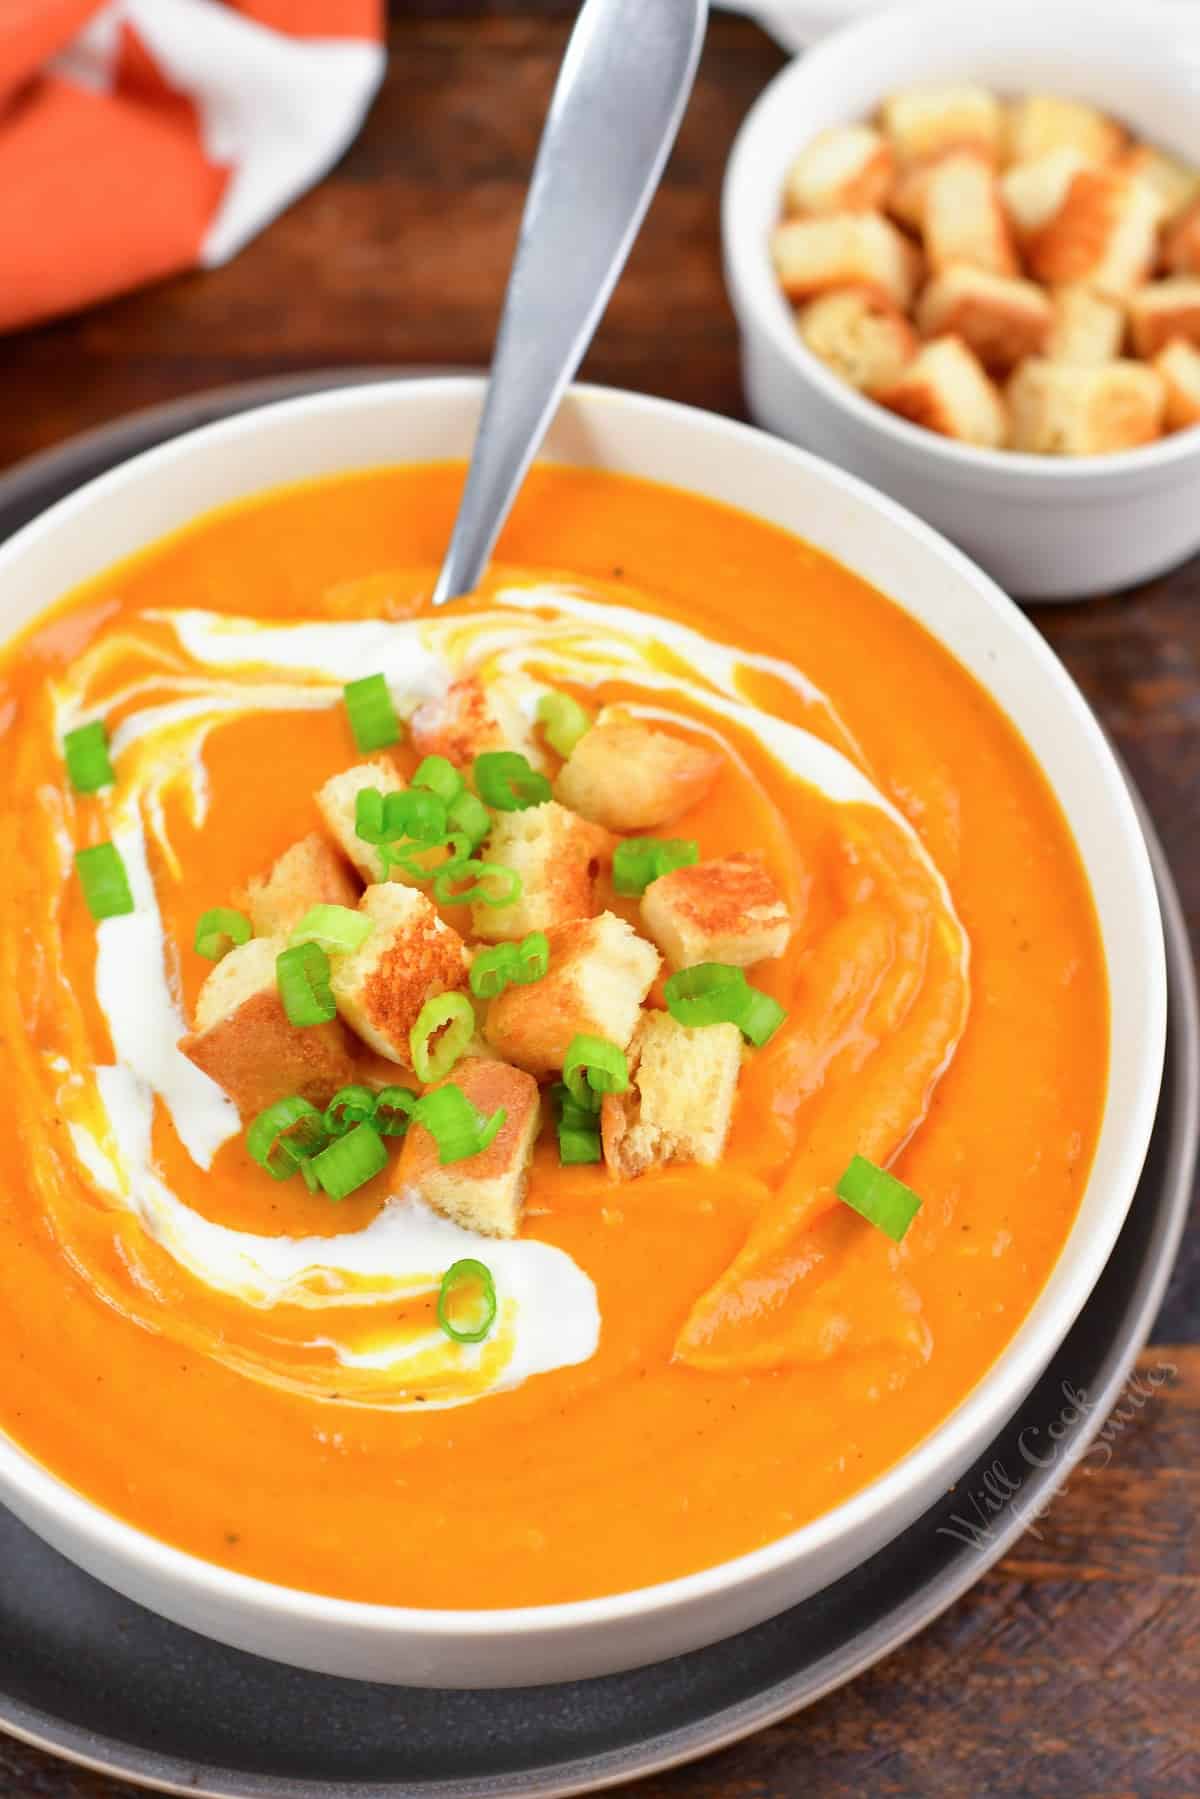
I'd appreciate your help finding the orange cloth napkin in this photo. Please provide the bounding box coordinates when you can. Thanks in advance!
[0,1,384,333]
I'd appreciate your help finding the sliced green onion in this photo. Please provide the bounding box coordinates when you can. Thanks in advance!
[550,1082,598,1133]
[382,829,470,883]
[412,755,464,806]
[343,673,400,752]
[75,842,134,920]
[469,943,521,1000]
[551,1082,603,1164]
[289,904,373,955]
[409,992,475,1083]
[372,1085,419,1137]
[355,787,447,849]
[613,836,700,897]
[276,940,336,1027]
[537,690,593,759]
[563,1033,629,1112]
[836,1154,923,1243]
[558,1126,603,1165]
[194,906,252,961]
[246,1096,329,1180]
[63,720,115,794]
[323,1084,377,1136]
[447,789,491,849]
[354,786,391,845]
[432,858,522,909]
[309,1120,389,1201]
[516,929,550,982]
[473,750,552,812]
[437,1257,498,1344]
[664,962,787,1046]
[400,789,447,846]
[416,1084,505,1165]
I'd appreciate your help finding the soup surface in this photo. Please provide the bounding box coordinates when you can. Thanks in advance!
[0,464,1107,1607]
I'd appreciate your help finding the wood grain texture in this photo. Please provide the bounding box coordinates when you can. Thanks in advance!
[0,4,1196,1794]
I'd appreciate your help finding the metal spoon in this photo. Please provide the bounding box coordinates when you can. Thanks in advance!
[431,0,708,607]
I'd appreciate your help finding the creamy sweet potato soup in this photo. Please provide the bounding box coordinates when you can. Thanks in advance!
[0,464,1107,1608]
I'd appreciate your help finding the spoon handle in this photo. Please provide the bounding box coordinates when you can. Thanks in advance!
[431,0,708,606]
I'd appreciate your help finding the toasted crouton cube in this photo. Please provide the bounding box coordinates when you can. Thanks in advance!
[887,161,932,231]
[180,936,358,1119]
[784,125,894,216]
[1026,167,1163,296]
[470,800,615,943]
[484,912,659,1076]
[1005,94,1125,168]
[1127,278,1200,357]
[239,833,359,939]
[329,884,470,1067]
[771,213,919,309]
[1007,359,1165,455]
[1164,199,1200,275]
[555,709,721,832]
[396,1057,539,1239]
[641,853,791,972]
[409,674,547,772]
[1118,145,1199,223]
[876,336,1008,448]
[797,288,918,393]
[1045,285,1126,365]
[600,1013,743,1179]
[916,265,1053,372]
[880,83,1003,168]
[922,153,1018,277]
[1000,148,1093,239]
[1153,339,1200,430]
[315,759,405,885]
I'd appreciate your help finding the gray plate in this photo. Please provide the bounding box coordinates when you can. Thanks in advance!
[0,375,1195,1799]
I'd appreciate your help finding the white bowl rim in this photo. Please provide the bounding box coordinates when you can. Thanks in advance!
[0,374,1167,1641]
[723,0,1200,483]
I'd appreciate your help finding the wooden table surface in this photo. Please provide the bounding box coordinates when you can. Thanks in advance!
[0,6,1196,1795]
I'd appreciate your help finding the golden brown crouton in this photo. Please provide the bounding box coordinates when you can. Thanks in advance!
[784,125,894,216]
[315,759,405,885]
[1153,339,1200,430]
[1164,198,1200,275]
[1026,167,1163,296]
[915,265,1053,372]
[1127,278,1200,357]
[555,708,721,832]
[922,152,1018,277]
[600,1013,743,1179]
[409,674,547,772]
[640,853,791,972]
[1007,358,1165,454]
[886,160,932,231]
[239,833,359,939]
[396,1057,540,1239]
[1118,144,1199,222]
[329,883,470,1067]
[1044,285,1126,365]
[770,213,919,309]
[880,83,1003,168]
[470,800,615,943]
[484,911,659,1077]
[796,287,918,393]
[1005,94,1125,167]
[1000,147,1093,239]
[876,335,1008,448]
[180,936,359,1119]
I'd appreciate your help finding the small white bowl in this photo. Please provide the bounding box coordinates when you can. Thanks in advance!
[723,0,1200,599]
[0,378,1166,1685]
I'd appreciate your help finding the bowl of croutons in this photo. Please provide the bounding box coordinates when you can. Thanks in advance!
[723,0,1200,598]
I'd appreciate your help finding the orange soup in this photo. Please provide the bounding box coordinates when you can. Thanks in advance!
[0,464,1107,1608]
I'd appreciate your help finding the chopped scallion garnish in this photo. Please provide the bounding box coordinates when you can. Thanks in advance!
[409,991,475,1083]
[322,1084,378,1136]
[432,858,522,909]
[246,1096,329,1181]
[194,906,252,961]
[75,842,134,920]
[468,930,550,1000]
[473,750,552,812]
[372,1085,419,1137]
[412,755,465,806]
[276,940,337,1027]
[309,1120,389,1201]
[558,1126,603,1165]
[63,720,115,794]
[446,789,491,850]
[536,690,592,759]
[613,836,699,897]
[416,1083,505,1165]
[437,1257,498,1343]
[562,1033,628,1113]
[343,673,401,752]
[551,1081,603,1163]
[836,1154,923,1243]
[663,962,786,1046]
[289,904,373,955]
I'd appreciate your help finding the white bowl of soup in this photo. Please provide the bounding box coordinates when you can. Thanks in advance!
[722,0,1200,598]
[0,378,1164,1686]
